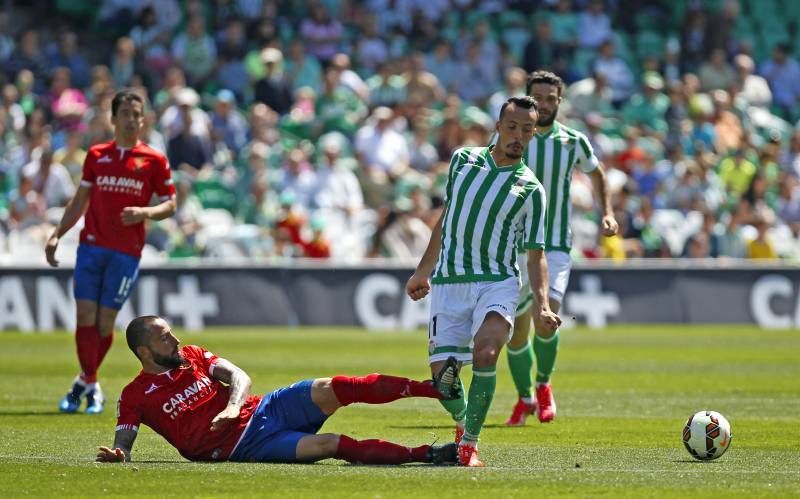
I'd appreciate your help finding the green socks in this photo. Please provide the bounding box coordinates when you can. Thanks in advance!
[463,366,496,442]
[506,340,533,399]
[533,330,560,384]
[439,376,466,422]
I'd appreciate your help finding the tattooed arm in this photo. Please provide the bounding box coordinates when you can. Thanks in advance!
[209,358,252,431]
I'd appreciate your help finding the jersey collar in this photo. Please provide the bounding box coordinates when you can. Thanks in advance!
[535,120,560,139]
[486,145,524,170]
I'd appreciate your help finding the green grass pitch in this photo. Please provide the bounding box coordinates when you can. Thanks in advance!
[1,325,798,497]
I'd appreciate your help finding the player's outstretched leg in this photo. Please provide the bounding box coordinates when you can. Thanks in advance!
[330,373,449,407]
[296,434,458,465]
[505,309,536,426]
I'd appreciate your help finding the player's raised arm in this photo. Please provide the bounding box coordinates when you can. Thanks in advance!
[209,358,252,431]
[45,185,91,267]
[96,428,137,463]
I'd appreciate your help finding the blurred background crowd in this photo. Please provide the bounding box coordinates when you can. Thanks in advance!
[2,0,800,264]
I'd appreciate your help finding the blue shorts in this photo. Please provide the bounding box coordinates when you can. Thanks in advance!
[229,380,329,463]
[73,243,140,310]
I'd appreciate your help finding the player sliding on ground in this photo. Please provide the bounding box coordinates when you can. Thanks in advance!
[406,96,561,467]
[96,315,461,465]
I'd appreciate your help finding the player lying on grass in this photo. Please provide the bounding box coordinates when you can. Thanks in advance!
[96,315,461,465]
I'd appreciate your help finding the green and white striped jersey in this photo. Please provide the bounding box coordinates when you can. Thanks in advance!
[525,121,599,252]
[432,146,547,284]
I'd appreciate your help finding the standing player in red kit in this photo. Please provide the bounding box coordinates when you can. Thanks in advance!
[96,316,460,465]
[45,91,176,414]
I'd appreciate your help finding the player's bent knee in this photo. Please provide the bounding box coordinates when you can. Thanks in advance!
[295,433,339,462]
[311,378,340,415]
[473,345,500,368]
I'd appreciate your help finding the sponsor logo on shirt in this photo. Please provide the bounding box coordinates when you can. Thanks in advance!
[96,175,144,195]
[162,375,214,419]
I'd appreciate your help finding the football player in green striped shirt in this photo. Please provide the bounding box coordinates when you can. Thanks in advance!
[406,96,561,467]
[505,71,618,426]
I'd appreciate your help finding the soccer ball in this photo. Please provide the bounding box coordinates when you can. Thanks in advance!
[682,410,732,461]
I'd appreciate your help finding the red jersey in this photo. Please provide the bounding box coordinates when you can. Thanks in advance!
[116,345,261,461]
[80,140,175,258]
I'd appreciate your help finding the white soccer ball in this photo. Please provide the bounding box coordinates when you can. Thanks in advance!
[682,410,732,461]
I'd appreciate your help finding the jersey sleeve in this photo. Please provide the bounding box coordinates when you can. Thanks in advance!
[116,386,143,432]
[575,134,600,173]
[152,154,176,201]
[181,345,219,376]
[79,151,96,189]
[523,184,547,250]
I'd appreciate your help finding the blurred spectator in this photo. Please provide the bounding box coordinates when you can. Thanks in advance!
[160,87,212,142]
[718,149,757,200]
[733,53,771,109]
[130,6,173,81]
[300,3,343,65]
[111,37,136,89]
[455,41,498,105]
[277,148,317,210]
[577,0,612,50]
[698,49,736,92]
[48,67,88,135]
[621,72,669,138]
[210,89,248,157]
[408,119,439,173]
[355,15,389,73]
[6,30,48,93]
[21,145,75,208]
[425,40,458,92]
[746,210,778,259]
[315,67,367,137]
[488,67,527,120]
[522,19,562,74]
[565,72,614,118]
[593,39,635,106]
[52,130,87,186]
[284,39,323,95]
[171,14,217,87]
[330,53,370,104]
[548,0,578,55]
[367,62,407,108]
[759,43,800,121]
[312,133,364,224]
[710,90,743,154]
[355,106,409,178]
[406,52,445,107]
[301,217,332,258]
[0,11,13,63]
[47,31,91,89]
[167,108,212,175]
[254,47,293,116]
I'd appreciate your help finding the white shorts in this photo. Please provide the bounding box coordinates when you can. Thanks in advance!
[516,250,572,316]
[428,277,520,364]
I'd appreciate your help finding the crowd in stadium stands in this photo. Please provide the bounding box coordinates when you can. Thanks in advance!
[2,0,800,263]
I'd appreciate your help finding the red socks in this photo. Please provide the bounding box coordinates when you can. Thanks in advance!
[331,374,442,406]
[76,325,99,383]
[97,331,114,368]
[76,327,114,384]
[335,435,430,464]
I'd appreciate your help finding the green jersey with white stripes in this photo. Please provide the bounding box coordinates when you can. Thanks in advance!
[432,146,547,285]
[525,121,599,252]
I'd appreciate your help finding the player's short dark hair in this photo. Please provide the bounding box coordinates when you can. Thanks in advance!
[499,95,538,121]
[525,70,565,97]
[126,315,159,359]
[111,90,145,117]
